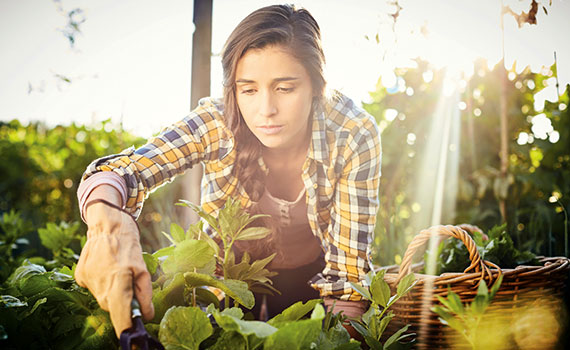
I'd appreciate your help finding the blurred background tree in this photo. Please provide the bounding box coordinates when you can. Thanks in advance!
[366,58,569,266]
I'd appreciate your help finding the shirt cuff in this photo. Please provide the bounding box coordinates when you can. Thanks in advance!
[77,171,128,223]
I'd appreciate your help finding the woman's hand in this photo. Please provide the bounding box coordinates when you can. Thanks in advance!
[75,198,154,338]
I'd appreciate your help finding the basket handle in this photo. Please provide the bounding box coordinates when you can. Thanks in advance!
[396,225,499,286]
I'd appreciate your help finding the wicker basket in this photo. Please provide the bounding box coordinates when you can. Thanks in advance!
[382,225,570,349]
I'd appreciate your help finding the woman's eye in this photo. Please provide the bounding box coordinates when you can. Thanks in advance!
[240,89,256,95]
[277,87,294,93]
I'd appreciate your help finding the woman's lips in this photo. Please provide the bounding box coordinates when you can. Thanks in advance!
[257,125,284,135]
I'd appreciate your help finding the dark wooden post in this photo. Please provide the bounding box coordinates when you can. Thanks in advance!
[180,0,213,228]
[191,0,213,109]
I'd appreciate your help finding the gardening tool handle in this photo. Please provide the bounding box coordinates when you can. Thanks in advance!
[131,298,142,319]
[396,225,499,285]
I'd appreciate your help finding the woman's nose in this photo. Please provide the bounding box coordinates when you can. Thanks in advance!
[259,90,277,117]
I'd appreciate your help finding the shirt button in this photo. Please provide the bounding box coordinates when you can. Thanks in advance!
[313,183,318,189]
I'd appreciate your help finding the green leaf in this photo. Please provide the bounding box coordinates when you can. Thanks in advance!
[437,290,464,315]
[169,223,186,243]
[470,295,488,315]
[221,306,244,319]
[476,280,488,298]
[489,275,503,299]
[267,299,322,327]
[152,273,187,322]
[0,295,27,308]
[349,282,372,301]
[153,245,175,258]
[383,324,410,350]
[370,271,391,307]
[377,310,394,339]
[209,330,247,350]
[310,303,326,320]
[396,273,416,297]
[235,227,272,241]
[159,306,213,350]
[184,272,254,309]
[161,240,215,274]
[178,200,220,236]
[77,309,116,350]
[212,310,277,338]
[143,252,159,275]
[264,317,322,350]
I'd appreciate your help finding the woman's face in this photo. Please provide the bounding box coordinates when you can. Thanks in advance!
[235,45,314,152]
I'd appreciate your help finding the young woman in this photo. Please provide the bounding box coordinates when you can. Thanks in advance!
[75,4,381,338]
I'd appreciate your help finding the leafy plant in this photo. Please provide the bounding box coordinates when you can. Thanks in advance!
[349,270,417,349]
[425,224,539,275]
[0,261,116,349]
[0,210,34,283]
[38,221,83,269]
[431,276,503,350]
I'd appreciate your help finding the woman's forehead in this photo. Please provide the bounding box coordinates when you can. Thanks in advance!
[235,45,309,82]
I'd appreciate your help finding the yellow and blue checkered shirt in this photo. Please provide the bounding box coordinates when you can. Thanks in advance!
[82,92,381,301]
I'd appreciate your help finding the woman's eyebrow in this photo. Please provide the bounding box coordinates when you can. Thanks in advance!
[235,77,299,84]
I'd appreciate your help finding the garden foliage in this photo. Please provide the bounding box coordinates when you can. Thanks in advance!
[0,199,417,349]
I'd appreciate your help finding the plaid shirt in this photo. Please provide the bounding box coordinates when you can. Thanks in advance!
[82,92,381,301]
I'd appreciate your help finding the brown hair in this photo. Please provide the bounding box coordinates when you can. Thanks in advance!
[221,4,326,202]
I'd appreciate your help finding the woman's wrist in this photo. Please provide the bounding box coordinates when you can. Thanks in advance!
[84,184,123,224]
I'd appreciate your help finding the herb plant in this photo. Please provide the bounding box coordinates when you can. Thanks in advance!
[349,270,417,349]
[431,276,503,350]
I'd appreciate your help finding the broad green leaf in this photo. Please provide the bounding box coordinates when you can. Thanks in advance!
[184,272,254,309]
[17,297,47,320]
[193,287,220,309]
[169,223,186,243]
[220,306,244,319]
[396,273,416,297]
[383,324,410,350]
[311,303,326,320]
[152,273,186,322]
[267,299,322,327]
[370,271,391,307]
[212,311,277,338]
[235,227,271,241]
[264,317,322,350]
[77,309,116,350]
[153,245,175,258]
[349,282,372,301]
[314,320,354,349]
[209,330,247,350]
[161,240,215,274]
[159,306,213,350]
[9,261,46,287]
[333,341,362,350]
[142,252,159,275]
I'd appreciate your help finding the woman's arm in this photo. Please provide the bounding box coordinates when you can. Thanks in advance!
[79,98,231,218]
[312,106,382,305]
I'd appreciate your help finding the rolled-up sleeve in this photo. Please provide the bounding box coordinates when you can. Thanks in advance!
[79,98,232,218]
